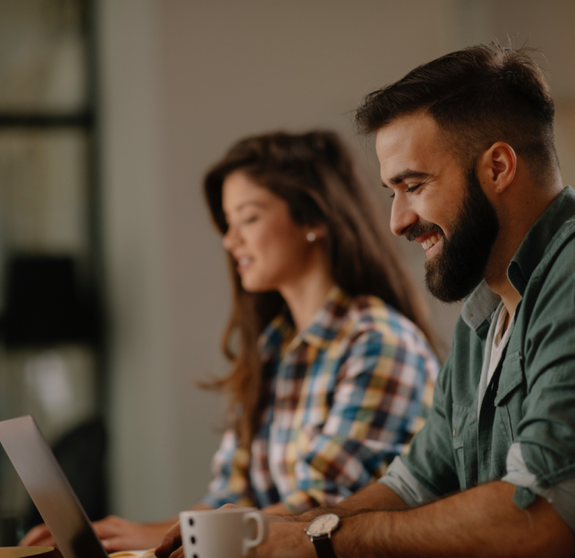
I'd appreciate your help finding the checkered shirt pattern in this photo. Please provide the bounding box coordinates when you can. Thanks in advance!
[202,285,439,512]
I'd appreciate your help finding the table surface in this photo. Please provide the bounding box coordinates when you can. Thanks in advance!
[0,548,62,558]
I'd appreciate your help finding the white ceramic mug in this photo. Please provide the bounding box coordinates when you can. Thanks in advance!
[180,508,268,558]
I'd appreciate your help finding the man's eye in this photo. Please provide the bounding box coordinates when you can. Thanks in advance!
[406,183,422,194]
[243,215,258,224]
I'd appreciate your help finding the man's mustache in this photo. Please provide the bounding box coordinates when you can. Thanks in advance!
[405,222,444,243]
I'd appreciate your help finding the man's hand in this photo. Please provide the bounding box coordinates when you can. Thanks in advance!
[154,520,182,558]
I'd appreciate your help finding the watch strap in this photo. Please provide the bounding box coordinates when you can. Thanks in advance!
[312,534,338,558]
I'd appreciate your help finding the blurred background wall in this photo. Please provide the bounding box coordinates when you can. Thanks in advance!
[1,0,575,526]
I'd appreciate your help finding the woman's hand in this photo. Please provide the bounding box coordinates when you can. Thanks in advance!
[19,524,55,547]
[93,516,178,551]
[19,516,177,552]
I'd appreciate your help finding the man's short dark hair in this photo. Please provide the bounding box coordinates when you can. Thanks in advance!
[356,42,559,181]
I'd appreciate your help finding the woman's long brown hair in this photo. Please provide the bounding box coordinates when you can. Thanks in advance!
[204,130,437,449]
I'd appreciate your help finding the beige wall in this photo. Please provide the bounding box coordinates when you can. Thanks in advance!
[98,0,575,520]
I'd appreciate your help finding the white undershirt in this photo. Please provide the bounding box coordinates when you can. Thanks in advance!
[486,304,514,386]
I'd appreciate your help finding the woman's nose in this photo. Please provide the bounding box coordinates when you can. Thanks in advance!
[222,226,239,251]
[390,196,418,237]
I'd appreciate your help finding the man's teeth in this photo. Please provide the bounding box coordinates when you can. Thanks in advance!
[238,257,251,266]
[422,233,442,251]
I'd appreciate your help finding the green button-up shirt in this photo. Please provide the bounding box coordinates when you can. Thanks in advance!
[380,186,575,530]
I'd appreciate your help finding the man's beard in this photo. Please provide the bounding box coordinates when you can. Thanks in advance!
[408,168,500,303]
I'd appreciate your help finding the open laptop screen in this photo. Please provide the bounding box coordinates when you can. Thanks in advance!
[0,416,107,558]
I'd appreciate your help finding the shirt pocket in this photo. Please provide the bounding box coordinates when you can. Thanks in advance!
[451,403,477,489]
[494,351,525,444]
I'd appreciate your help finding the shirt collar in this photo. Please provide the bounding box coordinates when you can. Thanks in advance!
[258,285,352,355]
[461,279,501,331]
[462,185,575,332]
[507,185,575,295]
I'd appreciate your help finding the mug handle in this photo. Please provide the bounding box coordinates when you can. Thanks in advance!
[243,511,269,555]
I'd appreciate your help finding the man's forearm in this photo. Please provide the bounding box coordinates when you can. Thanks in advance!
[333,481,574,558]
[261,481,575,558]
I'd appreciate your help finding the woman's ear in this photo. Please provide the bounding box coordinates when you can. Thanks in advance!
[306,223,328,242]
[477,142,517,196]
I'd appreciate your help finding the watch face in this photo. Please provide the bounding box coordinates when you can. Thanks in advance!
[306,514,340,536]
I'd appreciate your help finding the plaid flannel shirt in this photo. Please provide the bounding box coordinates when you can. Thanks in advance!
[202,285,439,512]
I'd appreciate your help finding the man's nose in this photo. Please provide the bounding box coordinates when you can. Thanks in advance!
[390,196,418,237]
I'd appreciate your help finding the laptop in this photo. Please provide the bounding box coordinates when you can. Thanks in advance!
[0,416,108,558]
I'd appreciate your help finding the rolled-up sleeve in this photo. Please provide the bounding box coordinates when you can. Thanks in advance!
[502,443,575,530]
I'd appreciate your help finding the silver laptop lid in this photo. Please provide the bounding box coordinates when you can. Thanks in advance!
[0,416,108,558]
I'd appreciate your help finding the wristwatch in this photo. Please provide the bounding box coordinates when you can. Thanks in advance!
[304,513,341,558]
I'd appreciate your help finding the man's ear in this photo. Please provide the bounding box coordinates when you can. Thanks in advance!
[477,142,517,195]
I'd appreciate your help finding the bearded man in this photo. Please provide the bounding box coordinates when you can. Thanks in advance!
[157,42,575,558]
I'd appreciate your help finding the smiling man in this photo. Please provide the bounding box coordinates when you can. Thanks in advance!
[154,43,575,558]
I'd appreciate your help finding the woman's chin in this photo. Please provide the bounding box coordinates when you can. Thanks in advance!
[240,278,277,293]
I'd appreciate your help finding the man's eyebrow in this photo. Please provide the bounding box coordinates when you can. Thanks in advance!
[382,169,432,188]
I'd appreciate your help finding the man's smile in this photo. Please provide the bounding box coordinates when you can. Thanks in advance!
[407,226,445,259]
[420,232,443,251]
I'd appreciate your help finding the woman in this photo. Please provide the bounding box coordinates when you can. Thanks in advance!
[197,130,439,515]
[23,130,439,551]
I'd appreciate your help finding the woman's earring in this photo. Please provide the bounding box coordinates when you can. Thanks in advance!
[306,232,317,242]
